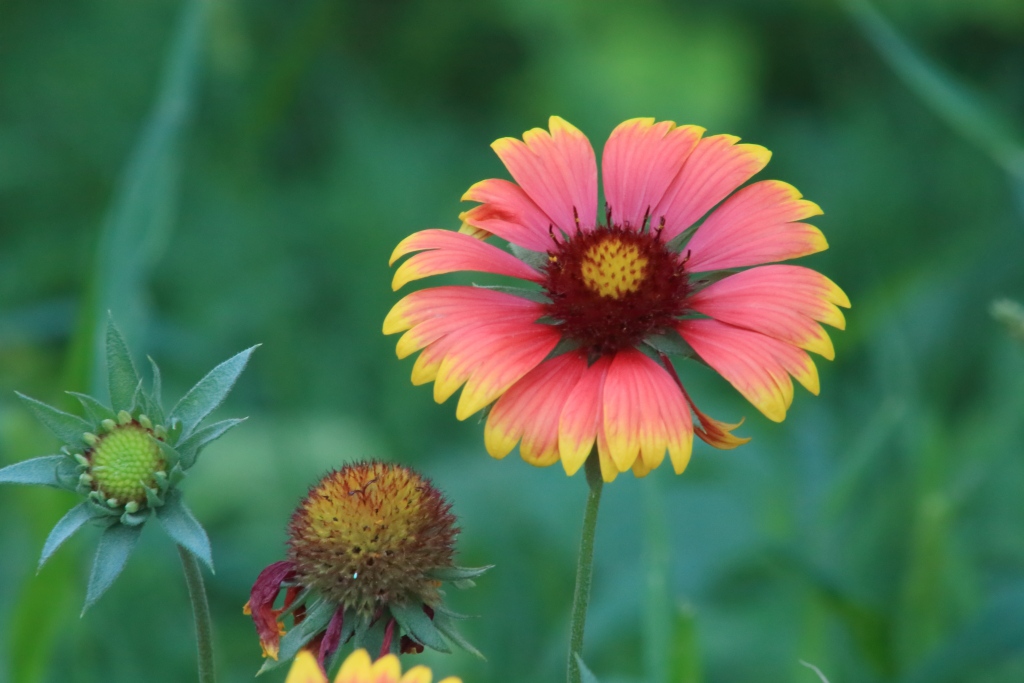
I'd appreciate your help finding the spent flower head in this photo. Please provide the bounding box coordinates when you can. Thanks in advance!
[385,116,850,481]
[246,462,488,674]
[0,316,256,610]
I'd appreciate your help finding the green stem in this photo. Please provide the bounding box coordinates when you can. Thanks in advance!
[178,545,216,683]
[567,451,604,683]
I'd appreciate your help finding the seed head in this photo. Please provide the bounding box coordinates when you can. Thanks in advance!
[86,420,165,506]
[286,462,458,618]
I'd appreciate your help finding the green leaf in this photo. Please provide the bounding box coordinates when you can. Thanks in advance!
[574,654,601,683]
[155,439,182,472]
[146,355,165,423]
[39,503,97,570]
[174,417,247,469]
[453,578,476,590]
[349,612,373,651]
[156,490,213,572]
[259,599,337,674]
[83,523,142,613]
[16,393,90,449]
[509,242,549,270]
[471,283,548,303]
[428,564,494,582]
[120,511,150,526]
[0,456,69,489]
[433,612,485,659]
[391,602,450,653]
[643,329,695,359]
[106,316,141,413]
[433,603,472,620]
[67,392,116,423]
[56,457,83,490]
[169,345,258,439]
[353,615,386,658]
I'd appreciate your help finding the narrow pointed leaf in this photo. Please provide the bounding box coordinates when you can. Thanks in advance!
[169,346,258,439]
[39,502,97,570]
[434,613,485,659]
[67,392,116,423]
[575,654,601,683]
[428,564,494,581]
[174,417,246,469]
[391,602,450,653]
[83,523,142,613]
[433,603,473,620]
[156,490,213,572]
[106,316,142,413]
[16,393,90,448]
[55,457,83,490]
[260,599,336,673]
[156,439,182,471]
[147,356,164,423]
[0,455,70,488]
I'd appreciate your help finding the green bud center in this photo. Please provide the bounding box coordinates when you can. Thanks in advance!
[89,425,165,505]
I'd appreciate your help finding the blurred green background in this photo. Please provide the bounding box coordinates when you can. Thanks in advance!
[2,0,1023,681]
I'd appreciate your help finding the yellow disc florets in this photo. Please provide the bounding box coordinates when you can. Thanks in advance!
[580,236,649,299]
[286,462,458,617]
[84,412,166,508]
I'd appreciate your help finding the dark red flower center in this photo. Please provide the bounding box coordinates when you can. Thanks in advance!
[542,224,690,355]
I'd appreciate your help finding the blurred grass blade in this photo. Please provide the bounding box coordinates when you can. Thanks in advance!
[643,475,670,683]
[669,603,703,683]
[64,0,208,396]
[843,0,1024,215]
[9,1,208,681]
[902,590,1024,683]
[800,660,831,683]
[772,546,895,677]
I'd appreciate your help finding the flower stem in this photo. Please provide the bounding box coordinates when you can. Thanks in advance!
[567,450,604,683]
[178,545,216,683]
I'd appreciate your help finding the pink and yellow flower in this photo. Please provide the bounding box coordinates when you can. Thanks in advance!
[385,117,849,482]
[285,649,460,683]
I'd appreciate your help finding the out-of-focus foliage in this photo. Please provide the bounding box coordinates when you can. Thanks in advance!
[1,1,1023,682]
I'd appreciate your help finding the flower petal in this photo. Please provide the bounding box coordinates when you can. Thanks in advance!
[558,356,612,476]
[678,318,821,422]
[484,352,588,466]
[461,178,560,251]
[677,383,750,449]
[399,666,435,683]
[318,607,346,667]
[286,651,327,683]
[336,649,372,683]
[683,180,826,272]
[390,229,544,290]
[246,560,296,660]
[384,286,545,358]
[652,134,771,242]
[602,118,704,229]
[491,116,598,235]
[602,350,693,475]
[430,321,561,419]
[369,654,402,683]
[688,265,849,360]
